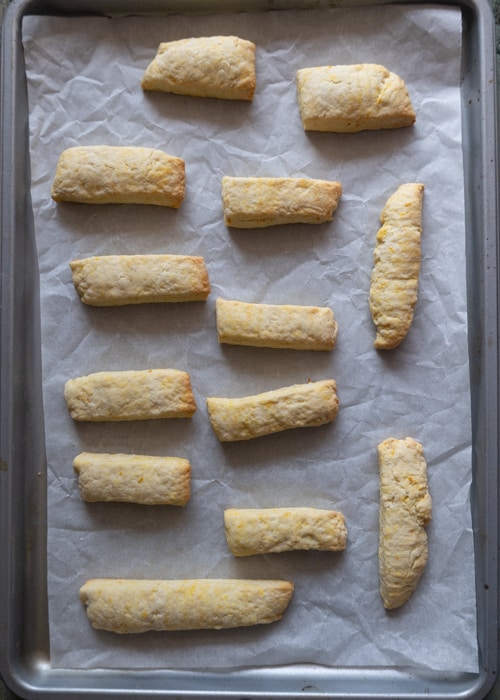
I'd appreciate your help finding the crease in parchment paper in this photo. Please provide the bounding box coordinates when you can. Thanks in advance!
[22,5,477,673]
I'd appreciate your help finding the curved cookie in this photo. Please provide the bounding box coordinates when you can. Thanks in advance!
[206,379,339,442]
[378,437,432,609]
[369,183,424,349]
[79,578,294,632]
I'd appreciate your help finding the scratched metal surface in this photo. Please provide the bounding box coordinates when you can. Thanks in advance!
[0,0,498,697]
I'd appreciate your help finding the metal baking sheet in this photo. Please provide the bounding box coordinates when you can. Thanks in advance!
[0,0,498,697]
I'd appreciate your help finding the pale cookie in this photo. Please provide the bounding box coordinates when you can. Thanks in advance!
[296,63,416,133]
[206,379,339,442]
[378,437,432,609]
[369,183,424,349]
[64,369,196,422]
[142,36,256,101]
[216,298,337,350]
[224,507,347,556]
[79,578,294,633]
[70,254,210,306]
[221,176,342,228]
[51,146,185,207]
[73,452,191,506]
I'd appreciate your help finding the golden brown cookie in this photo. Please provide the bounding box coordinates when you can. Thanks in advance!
[369,183,424,349]
[216,298,337,350]
[206,379,339,441]
[296,63,415,133]
[378,437,432,609]
[70,254,210,306]
[142,36,256,101]
[64,369,196,422]
[221,176,342,228]
[51,146,185,207]
[73,452,191,505]
[224,507,347,555]
[79,578,294,632]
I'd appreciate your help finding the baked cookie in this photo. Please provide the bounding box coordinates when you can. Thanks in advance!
[206,379,339,441]
[51,146,185,207]
[369,183,424,349]
[378,437,432,609]
[296,63,416,133]
[64,369,196,422]
[216,298,337,350]
[221,176,342,228]
[142,35,256,101]
[224,507,347,556]
[70,254,210,306]
[73,452,191,505]
[79,578,294,632]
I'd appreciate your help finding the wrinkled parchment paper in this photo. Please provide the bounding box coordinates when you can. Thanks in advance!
[22,5,478,672]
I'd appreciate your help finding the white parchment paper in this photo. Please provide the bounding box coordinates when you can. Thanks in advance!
[22,5,478,672]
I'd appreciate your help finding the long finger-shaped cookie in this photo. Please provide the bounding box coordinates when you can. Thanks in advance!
[79,578,294,633]
[216,298,337,350]
[206,379,339,442]
[221,176,342,228]
[51,146,185,207]
[296,63,415,133]
[64,369,196,422]
[73,452,191,505]
[369,183,424,349]
[224,507,347,556]
[70,254,210,306]
[142,36,256,101]
[378,437,432,609]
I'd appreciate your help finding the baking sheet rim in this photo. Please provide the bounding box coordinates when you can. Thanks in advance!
[0,0,498,697]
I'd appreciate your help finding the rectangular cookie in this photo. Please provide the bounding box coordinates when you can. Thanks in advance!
[296,63,416,133]
[369,183,424,349]
[378,437,432,609]
[224,507,347,556]
[206,379,339,442]
[79,578,294,633]
[221,176,342,228]
[216,298,337,350]
[142,36,256,101]
[73,452,191,506]
[64,369,196,422]
[70,254,210,306]
[51,146,185,207]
